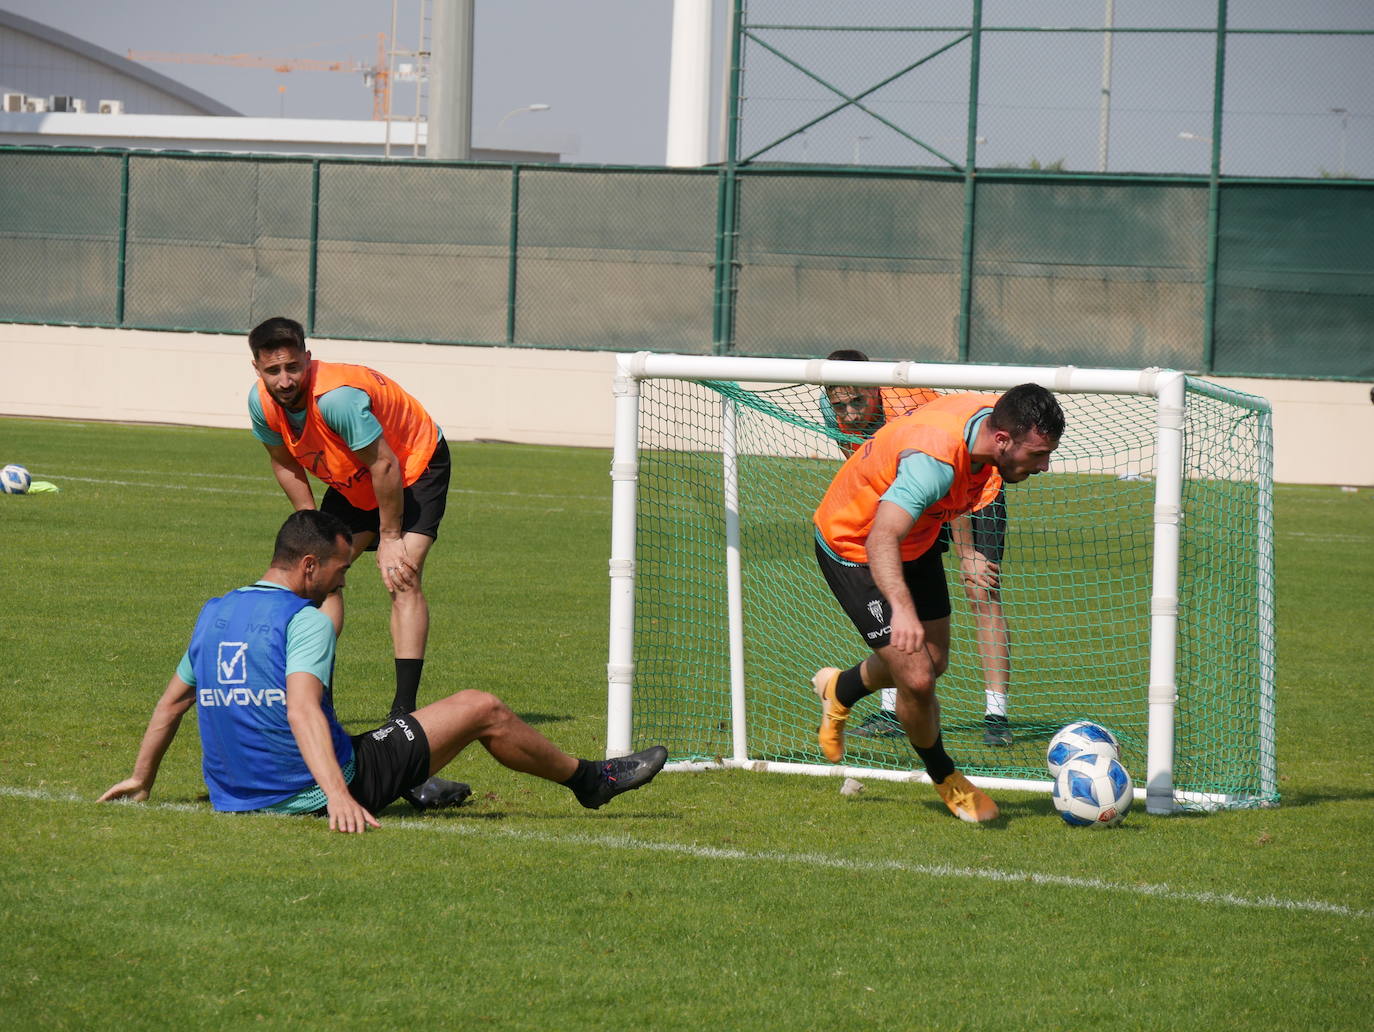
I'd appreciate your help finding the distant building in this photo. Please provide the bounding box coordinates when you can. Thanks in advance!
[0,8,239,115]
[0,10,575,161]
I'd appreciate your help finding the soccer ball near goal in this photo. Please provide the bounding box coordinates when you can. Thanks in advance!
[1046,720,1121,778]
[0,464,31,494]
[1052,752,1134,828]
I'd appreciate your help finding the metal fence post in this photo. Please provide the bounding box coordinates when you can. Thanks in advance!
[506,164,521,344]
[307,159,321,335]
[956,0,984,363]
[713,0,746,356]
[1200,0,1229,374]
[115,152,131,327]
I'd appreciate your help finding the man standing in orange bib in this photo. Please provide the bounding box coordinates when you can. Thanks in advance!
[247,316,464,809]
[812,383,1064,823]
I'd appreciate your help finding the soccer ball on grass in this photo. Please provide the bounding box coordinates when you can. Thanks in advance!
[1,464,31,495]
[1052,752,1133,828]
[1046,719,1121,778]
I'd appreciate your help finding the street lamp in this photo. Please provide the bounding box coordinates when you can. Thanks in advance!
[1178,131,1222,174]
[497,103,551,131]
[1330,107,1349,177]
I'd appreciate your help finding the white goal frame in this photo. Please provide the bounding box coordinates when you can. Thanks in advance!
[606,352,1276,815]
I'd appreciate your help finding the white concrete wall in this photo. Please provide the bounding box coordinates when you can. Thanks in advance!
[1,322,1369,486]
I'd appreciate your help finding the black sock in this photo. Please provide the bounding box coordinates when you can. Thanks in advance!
[560,758,601,797]
[834,663,872,708]
[391,658,424,716]
[914,734,956,784]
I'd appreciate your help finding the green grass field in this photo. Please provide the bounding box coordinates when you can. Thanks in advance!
[1,415,1371,1031]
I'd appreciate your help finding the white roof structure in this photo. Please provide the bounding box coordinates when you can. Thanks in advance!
[0,110,430,157]
[0,8,239,115]
[0,109,575,160]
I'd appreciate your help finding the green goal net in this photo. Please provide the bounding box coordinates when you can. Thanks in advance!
[607,354,1276,813]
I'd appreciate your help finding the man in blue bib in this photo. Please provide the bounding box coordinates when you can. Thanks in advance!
[100,510,667,832]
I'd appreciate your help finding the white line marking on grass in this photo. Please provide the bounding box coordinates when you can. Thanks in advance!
[41,474,281,496]
[33,471,608,505]
[1281,531,1369,543]
[407,822,1373,921]
[6,785,1369,921]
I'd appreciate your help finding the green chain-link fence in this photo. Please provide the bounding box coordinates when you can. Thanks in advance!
[0,1,1370,379]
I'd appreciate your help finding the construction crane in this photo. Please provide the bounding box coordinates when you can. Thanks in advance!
[127,35,391,120]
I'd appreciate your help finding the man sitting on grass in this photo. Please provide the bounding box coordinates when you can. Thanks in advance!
[100,510,667,832]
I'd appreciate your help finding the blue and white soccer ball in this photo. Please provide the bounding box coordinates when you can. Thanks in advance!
[1052,752,1133,828]
[0,464,31,495]
[1046,720,1121,778]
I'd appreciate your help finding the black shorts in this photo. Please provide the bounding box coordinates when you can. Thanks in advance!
[936,487,1008,563]
[320,437,451,550]
[814,538,951,648]
[343,715,433,813]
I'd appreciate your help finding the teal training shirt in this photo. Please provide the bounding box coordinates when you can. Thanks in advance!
[879,409,991,518]
[249,383,444,451]
[815,408,992,564]
[248,385,381,450]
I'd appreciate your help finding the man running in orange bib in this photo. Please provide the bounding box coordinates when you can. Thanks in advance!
[820,349,1015,747]
[812,383,1064,823]
[247,316,463,809]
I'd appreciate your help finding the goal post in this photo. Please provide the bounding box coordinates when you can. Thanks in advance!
[607,352,1277,815]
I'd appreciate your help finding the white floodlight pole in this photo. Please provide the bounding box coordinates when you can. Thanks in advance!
[428,0,475,160]
[666,0,712,166]
[721,397,749,763]
[1145,371,1186,814]
[605,356,642,757]
[384,0,400,157]
[1097,0,1115,172]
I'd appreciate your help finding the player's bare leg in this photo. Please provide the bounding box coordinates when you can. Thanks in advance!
[966,584,1012,745]
[880,617,998,823]
[878,618,949,751]
[815,651,903,758]
[414,690,579,780]
[858,652,894,692]
[412,691,668,810]
[388,530,434,663]
[334,529,461,809]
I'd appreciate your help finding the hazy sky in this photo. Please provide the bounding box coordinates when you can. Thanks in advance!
[4,0,686,164]
[3,1,1369,176]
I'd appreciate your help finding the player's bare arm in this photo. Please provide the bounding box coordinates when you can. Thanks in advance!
[284,671,379,834]
[867,501,922,654]
[352,436,416,593]
[265,442,317,511]
[98,675,196,803]
[950,514,1000,591]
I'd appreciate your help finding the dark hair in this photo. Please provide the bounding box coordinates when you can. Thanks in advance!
[826,349,870,363]
[990,383,1065,441]
[249,316,307,359]
[271,510,352,567]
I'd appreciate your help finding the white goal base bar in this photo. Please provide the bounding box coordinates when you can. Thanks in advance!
[661,761,1265,812]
